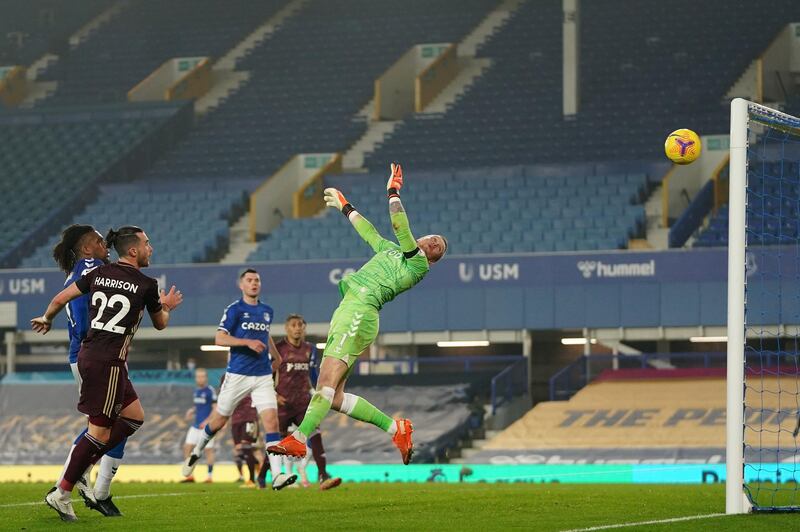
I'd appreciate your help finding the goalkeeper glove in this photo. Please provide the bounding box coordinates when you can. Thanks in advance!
[387,162,403,198]
[324,187,355,218]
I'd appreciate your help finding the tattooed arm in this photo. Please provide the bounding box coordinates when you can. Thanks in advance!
[386,163,419,256]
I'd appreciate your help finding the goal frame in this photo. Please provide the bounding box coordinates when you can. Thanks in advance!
[726,97,749,515]
[727,98,800,514]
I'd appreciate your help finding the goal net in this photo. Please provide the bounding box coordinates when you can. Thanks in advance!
[728,98,800,513]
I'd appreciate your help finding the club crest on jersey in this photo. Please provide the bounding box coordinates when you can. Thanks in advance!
[264,312,271,322]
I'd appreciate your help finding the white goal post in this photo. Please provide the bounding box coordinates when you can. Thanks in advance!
[727,97,800,514]
[726,96,749,515]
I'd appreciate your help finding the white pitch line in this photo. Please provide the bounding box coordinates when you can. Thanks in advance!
[0,490,235,509]
[560,513,727,532]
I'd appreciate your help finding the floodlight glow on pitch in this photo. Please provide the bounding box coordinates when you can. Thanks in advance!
[560,338,597,345]
[200,345,230,352]
[436,340,490,347]
[689,336,728,343]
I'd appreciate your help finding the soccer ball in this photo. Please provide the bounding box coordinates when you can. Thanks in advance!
[664,129,701,165]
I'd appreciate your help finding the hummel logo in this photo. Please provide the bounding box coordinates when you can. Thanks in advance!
[577,261,597,279]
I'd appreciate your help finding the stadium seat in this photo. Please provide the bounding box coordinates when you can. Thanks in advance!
[246,166,641,261]
[0,102,188,266]
[18,182,244,267]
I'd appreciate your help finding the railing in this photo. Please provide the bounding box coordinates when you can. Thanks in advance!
[668,155,730,248]
[350,355,528,415]
[548,352,727,401]
[351,355,524,375]
[490,357,528,415]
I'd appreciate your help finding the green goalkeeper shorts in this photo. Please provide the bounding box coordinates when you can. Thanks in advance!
[323,295,379,369]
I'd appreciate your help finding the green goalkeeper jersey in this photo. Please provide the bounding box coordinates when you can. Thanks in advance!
[338,205,430,310]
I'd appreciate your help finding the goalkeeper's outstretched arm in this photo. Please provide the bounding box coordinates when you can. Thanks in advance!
[386,163,419,255]
[323,187,386,253]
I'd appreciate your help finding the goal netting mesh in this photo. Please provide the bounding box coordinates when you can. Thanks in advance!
[737,101,800,511]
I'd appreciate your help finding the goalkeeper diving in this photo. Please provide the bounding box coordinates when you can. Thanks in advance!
[267,163,447,464]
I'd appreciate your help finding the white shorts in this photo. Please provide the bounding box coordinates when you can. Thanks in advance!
[185,426,216,449]
[216,373,277,417]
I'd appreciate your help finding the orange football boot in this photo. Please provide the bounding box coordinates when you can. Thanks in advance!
[392,419,414,465]
[267,434,307,458]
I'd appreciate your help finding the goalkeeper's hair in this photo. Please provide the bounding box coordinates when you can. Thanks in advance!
[53,224,96,273]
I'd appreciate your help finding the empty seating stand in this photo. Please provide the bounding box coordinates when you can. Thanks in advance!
[0,0,111,66]
[0,101,189,266]
[19,181,249,267]
[367,0,800,169]
[247,165,648,261]
[143,0,497,182]
[37,0,289,105]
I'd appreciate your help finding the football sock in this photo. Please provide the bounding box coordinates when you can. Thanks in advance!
[56,428,89,486]
[297,446,311,480]
[94,455,121,500]
[94,436,126,499]
[265,433,283,481]
[257,459,268,487]
[60,433,105,491]
[296,387,334,439]
[235,456,244,478]
[341,393,394,432]
[61,418,141,491]
[243,448,257,482]
[308,433,329,480]
[192,424,216,456]
[207,464,214,478]
[105,418,142,451]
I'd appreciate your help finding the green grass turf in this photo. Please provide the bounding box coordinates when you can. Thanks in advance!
[0,482,797,531]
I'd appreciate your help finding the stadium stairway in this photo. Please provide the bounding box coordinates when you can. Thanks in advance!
[194,0,310,116]
[142,0,499,183]
[341,0,523,171]
[0,0,112,67]
[366,0,800,169]
[35,0,291,106]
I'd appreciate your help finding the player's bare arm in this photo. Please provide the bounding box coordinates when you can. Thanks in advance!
[268,336,282,367]
[31,283,83,334]
[150,286,183,330]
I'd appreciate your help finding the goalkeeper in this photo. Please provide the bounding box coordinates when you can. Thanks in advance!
[267,163,447,465]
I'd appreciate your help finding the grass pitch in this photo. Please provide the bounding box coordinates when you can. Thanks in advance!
[0,482,796,531]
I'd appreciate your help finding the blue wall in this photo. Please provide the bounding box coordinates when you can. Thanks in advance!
[0,247,787,331]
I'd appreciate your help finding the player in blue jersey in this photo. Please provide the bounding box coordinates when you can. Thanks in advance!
[182,268,296,490]
[51,224,125,517]
[181,368,217,483]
